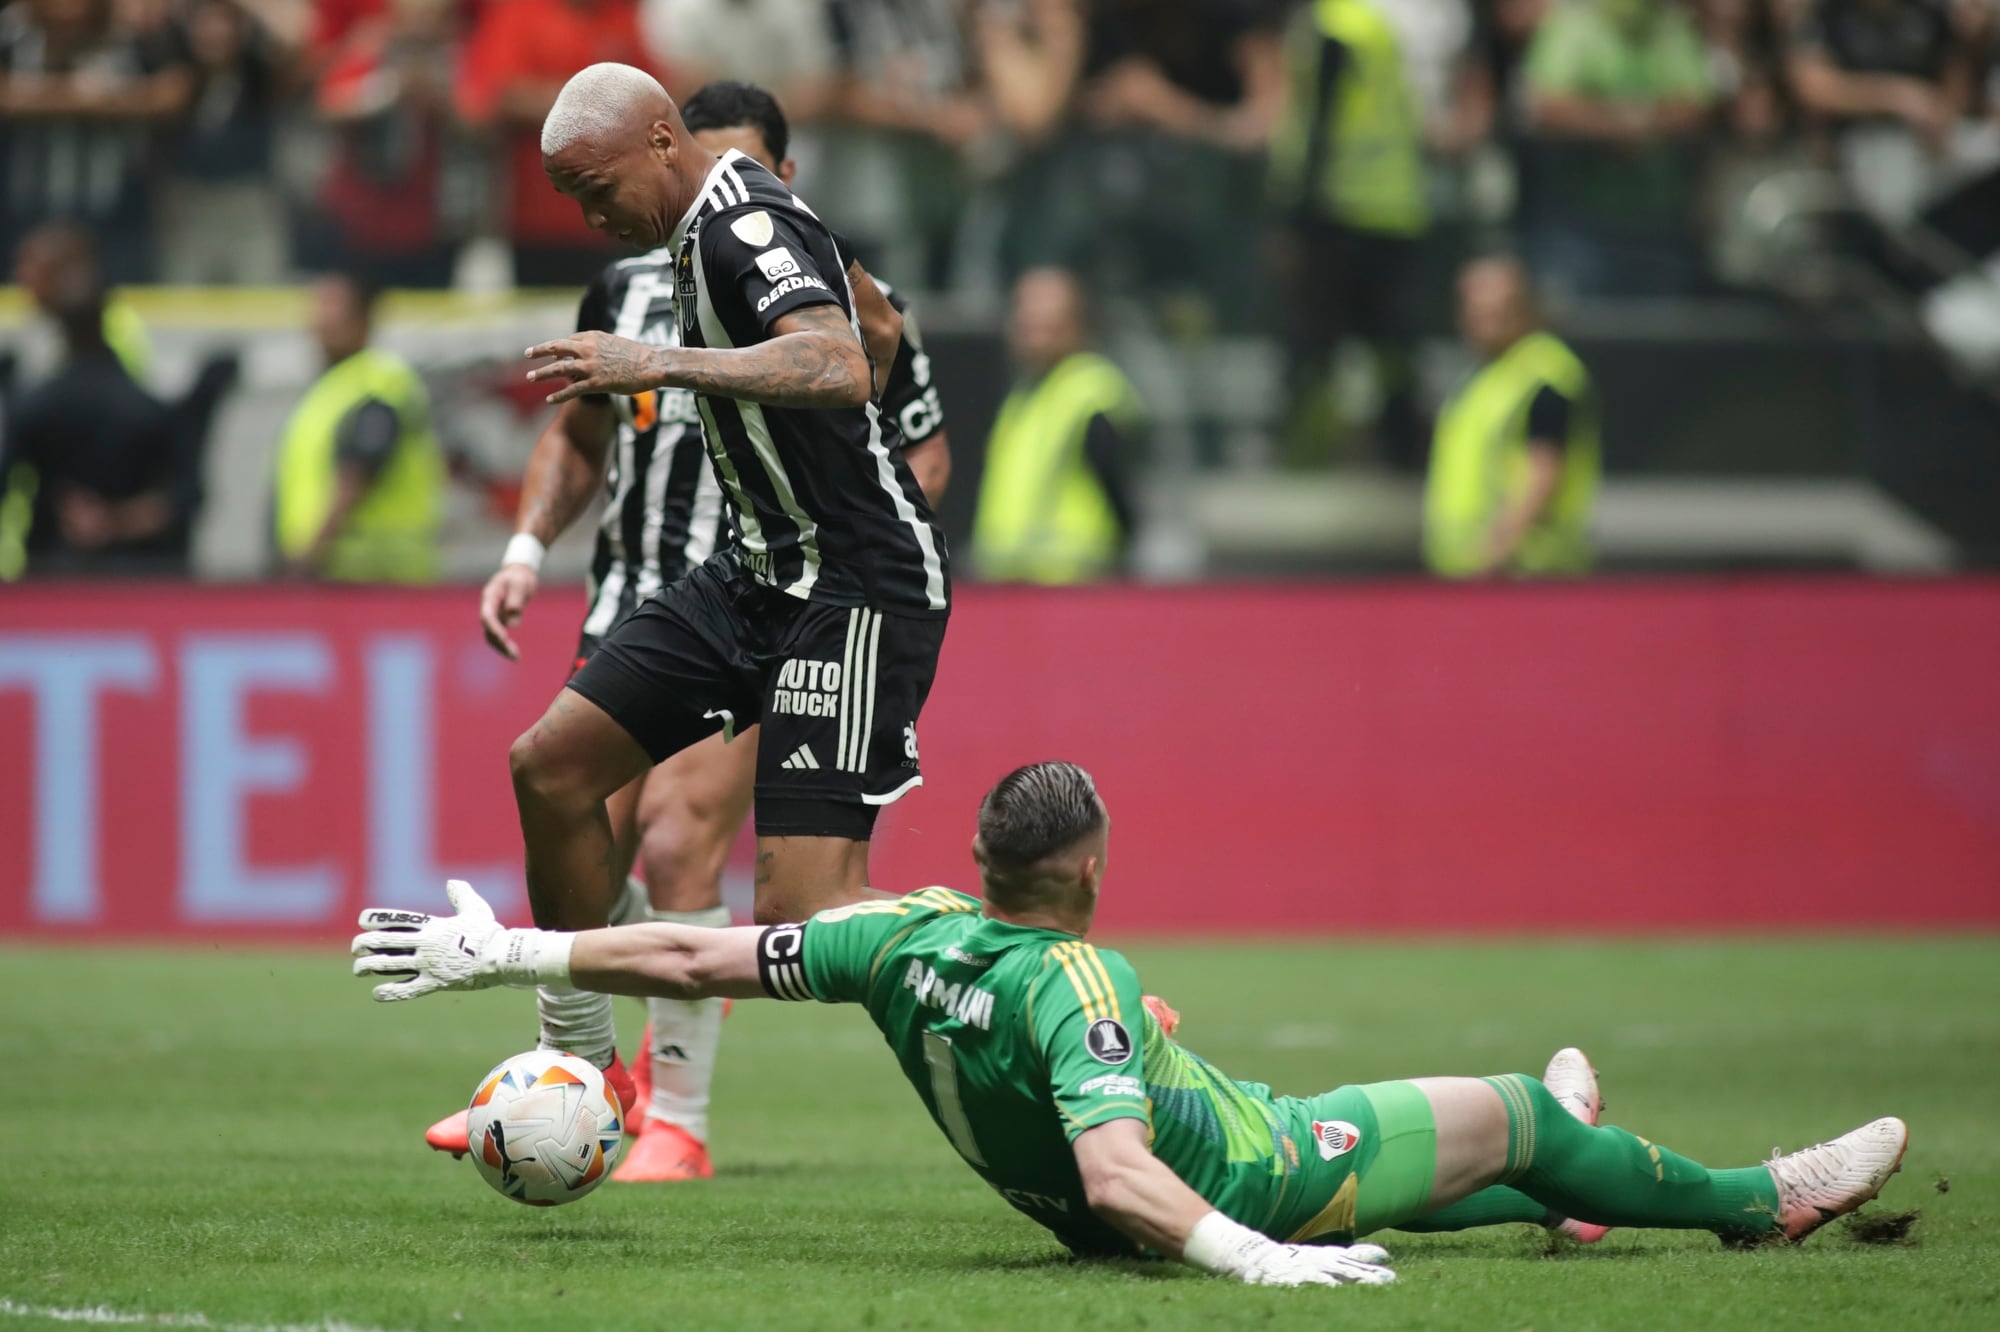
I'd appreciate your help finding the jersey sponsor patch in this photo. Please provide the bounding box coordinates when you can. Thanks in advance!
[730,210,776,247]
[757,923,811,1001]
[1078,1073,1144,1098]
[754,246,802,281]
[1085,1017,1133,1065]
[756,273,827,313]
[1312,1119,1363,1161]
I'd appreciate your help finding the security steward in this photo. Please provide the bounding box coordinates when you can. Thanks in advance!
[1424,256,1600,578]
[971,268,1141,585]
[274,272,445,582]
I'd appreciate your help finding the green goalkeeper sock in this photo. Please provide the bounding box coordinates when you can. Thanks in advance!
[1484,1074,1780,1237]
[1394,1187,1551,1233]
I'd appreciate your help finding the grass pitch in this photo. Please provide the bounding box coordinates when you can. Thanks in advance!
[3,938,1997,1331]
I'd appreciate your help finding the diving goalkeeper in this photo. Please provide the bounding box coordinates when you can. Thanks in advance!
[352,762,1907,1287]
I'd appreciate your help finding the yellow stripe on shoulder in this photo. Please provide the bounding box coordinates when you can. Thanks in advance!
[1053,942,1107,1022]
[1073,945,1122,1021]
[1048,945,1091,1021]
[905,887,976,913]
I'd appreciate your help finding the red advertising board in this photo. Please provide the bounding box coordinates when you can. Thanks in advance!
[2,579,1996,937]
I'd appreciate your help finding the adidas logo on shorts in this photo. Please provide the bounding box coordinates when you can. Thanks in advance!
[780,744,821,771]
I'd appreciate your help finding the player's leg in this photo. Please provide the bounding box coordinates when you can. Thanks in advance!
[1392,1047,1606,1240]
[614,728,757,1183]
[503,686,653,1115]
[749,831,874,924]
[1372,1075,1904,1243]
[507,568,751,1120]
[602,772,649,926]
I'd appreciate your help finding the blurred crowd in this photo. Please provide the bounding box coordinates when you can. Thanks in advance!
[6,0,2000,581]
[1,0,1995,299]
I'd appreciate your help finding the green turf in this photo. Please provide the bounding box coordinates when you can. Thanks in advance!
[4,938,1998,1331]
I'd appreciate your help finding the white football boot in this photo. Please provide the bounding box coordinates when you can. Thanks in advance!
[1767,1117,1910,1241]
[1543,1047,1611,1244]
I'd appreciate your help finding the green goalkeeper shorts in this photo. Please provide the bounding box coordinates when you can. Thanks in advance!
[1275,1080,1438,1243]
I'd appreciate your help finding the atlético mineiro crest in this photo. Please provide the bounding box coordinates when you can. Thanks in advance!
[1312,1119,1362,1161]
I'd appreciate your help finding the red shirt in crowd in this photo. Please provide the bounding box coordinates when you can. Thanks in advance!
[457,0,661,246]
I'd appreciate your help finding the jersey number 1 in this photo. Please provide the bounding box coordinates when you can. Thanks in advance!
[922,1033,987,1167]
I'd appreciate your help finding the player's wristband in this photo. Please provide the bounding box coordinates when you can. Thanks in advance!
[501,532,547,573]
[495,928,572,987]
[1183,1211,1278,1280]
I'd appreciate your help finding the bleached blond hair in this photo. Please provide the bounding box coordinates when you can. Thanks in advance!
[541,63,669,157]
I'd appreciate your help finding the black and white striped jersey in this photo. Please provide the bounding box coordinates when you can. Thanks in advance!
[671,150,950,617]
[574,251,727,641]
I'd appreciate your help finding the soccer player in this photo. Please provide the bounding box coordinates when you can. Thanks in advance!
[432,63,952,1168]
[355,762,1910,1283]
[461,79,953,1182]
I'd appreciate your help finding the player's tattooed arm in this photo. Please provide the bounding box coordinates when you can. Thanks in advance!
[526,306,871,410]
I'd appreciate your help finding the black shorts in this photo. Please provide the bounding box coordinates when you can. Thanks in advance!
[566,551,946,836]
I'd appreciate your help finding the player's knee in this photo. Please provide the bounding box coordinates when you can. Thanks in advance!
[635,814,728,904]
[509,726,593,810]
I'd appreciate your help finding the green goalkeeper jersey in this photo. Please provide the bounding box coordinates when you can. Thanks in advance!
[756,888,1325,1255]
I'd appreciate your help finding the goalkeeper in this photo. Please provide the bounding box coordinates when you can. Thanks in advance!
[353,762,1907,1288]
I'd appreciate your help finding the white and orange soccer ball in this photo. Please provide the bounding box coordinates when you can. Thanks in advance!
[466,1051,625,1206]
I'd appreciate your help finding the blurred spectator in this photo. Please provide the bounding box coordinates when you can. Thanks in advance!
[159,0,305,283]
[642,0,832,113]
[11,217,154,379]
[1698,0,1785,143]
[976,0,1086,146]
[0,223,228,578]
[1474,0,1558,127]
[1787,0,1986,221]
[0,0,195,282]
[1374,0,1490,154]
[971,267,1140,583]
[815,0,987,287]
[1424,255,1599,578]
[996,0,1286,323]
[272,271,445,580]
[1268,0,1431,469]
[1521,0,1715,297]
[309,0,457,287]
[457,0,654,287]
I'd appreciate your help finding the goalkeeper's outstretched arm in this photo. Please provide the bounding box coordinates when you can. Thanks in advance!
[350,880,769,1002]
[567,923,769,1000]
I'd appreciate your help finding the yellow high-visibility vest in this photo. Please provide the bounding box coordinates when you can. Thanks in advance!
[972,352,1140,585]
[102,299,152,383]
[1425,331,1600,577]
[1269,0,1429,236]
[274,346,444,583]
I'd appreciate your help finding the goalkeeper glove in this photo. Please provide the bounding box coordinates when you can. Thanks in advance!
[350,879,572,1002]
[1182,1211,1396,1287]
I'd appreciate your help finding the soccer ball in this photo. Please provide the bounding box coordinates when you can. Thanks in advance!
[466,1051,625,1206]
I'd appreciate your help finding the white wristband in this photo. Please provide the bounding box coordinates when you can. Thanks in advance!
[502,532,547,572]
[496,929,573,986]
[1182,1211,1278,1279]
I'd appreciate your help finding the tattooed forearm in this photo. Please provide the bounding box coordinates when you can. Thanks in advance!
[652,306,871,409]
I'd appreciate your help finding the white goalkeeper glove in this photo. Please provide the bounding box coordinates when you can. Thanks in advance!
[350,879,572,1002]
[1183,1212,1396,1288]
